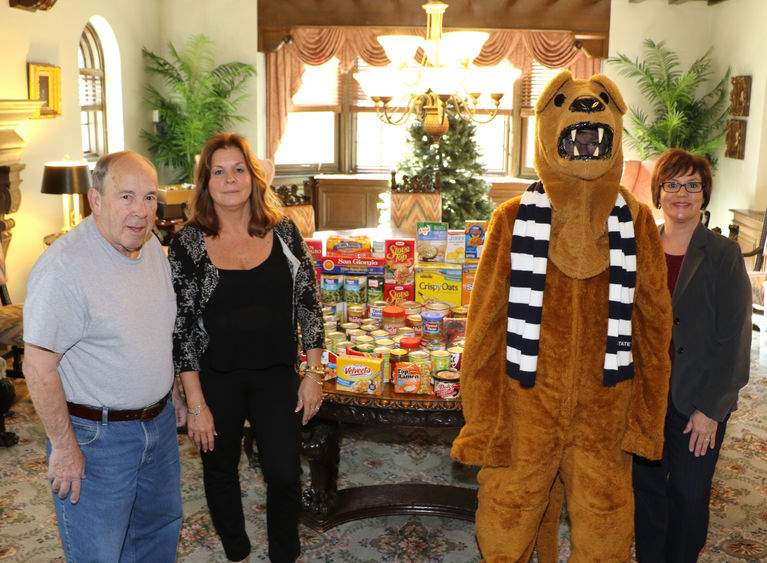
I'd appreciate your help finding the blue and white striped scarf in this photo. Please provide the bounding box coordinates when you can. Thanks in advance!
[506,182,636,387]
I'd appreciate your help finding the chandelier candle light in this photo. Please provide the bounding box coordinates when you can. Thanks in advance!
[355,0,520,143]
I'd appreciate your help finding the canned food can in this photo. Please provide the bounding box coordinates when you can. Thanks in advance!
[335,340,354,355]
[347,303,366,324]
[360,324,378,334]
[450,306,469,319]
[448,346,463,371]
[340,322,360,336]
[355,335,375,347]
[432,369,460,399]
[396,327,416,337]
[399,300,422,316]
[323,320,338,335]
[346,329,365,342]
[370,329,391,341]
[321,275,344,303]
[409,350,433,394]
[373,346,392,383]
[376,338,395,349]
[430,349,451,373]
[368,300,390,322]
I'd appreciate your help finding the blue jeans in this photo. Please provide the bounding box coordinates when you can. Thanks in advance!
[49,399,182,563]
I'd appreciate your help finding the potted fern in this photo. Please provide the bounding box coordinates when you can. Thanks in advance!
[141,35,256,183]
[608,39,729,169]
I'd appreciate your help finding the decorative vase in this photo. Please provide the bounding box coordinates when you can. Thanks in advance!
[390,192,442,236]
[284,204,315,238]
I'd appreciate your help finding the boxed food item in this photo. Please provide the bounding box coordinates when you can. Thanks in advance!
[384,239,416,285]
[336,356,383,394]
[465,221,488,262]
[158,184,195,205]
[416,222,448,263]
[415,263,462,307]
[462,263,477,306]
[321,255,384,276]
[384,283,414,304]
[326,234,372,256]
[445,230,465,264]
[304,239,323,264]
[443,317,467,347]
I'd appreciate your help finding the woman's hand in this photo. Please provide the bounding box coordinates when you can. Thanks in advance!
[296,374,324,425]
[187,403,217,452]
[683,409,718,457]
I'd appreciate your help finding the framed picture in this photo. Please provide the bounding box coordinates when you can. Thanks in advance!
[27,62,61,118]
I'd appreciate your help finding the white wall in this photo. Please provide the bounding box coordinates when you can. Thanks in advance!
[607,0,767,231]
[0,0,266,301]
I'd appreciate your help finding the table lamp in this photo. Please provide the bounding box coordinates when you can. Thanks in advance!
[41,160,92,233]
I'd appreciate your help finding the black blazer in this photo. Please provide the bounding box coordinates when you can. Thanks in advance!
[664,222,752,422]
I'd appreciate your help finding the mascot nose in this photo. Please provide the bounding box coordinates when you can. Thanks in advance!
[569,96,605,113]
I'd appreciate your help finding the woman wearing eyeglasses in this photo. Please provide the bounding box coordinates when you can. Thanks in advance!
[632,148,752,562]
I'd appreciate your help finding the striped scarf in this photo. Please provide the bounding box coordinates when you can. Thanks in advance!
[506,182,637,387]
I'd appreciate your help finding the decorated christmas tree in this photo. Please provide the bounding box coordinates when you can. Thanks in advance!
[397,105,495,229]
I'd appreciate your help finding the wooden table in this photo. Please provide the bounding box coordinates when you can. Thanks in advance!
[298,380,476,532]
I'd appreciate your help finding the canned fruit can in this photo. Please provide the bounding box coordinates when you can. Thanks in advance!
[433,369,460,399]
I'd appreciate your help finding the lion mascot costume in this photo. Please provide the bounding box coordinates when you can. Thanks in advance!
[451,71,672,562]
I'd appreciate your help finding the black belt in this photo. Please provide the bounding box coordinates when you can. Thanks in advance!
[67,393,170,422]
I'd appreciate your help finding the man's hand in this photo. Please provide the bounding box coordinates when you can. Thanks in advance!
[48,442,86,503]
[171,379,187,428]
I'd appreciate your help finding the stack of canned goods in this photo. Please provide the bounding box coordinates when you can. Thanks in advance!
[319,300,465,399]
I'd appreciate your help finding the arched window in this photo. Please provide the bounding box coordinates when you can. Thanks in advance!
[78,23,107,159]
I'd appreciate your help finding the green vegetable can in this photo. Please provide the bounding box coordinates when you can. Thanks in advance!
[321,274,344,303]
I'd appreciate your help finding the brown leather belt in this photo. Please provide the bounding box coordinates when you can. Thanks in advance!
[67,393,170,422]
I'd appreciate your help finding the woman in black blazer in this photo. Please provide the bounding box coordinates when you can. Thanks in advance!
[632,149,752,562]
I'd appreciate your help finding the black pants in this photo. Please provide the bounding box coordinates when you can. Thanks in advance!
[199,365,302,562]
[632,401,728,563]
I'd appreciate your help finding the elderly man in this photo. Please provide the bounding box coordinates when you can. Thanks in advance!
[23,151,184,562]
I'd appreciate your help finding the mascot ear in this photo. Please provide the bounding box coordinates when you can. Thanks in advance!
[535,70,573,115]
[591,74,627,115]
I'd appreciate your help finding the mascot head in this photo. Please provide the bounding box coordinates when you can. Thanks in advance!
[534,71,626,183]
[532,71,629,280]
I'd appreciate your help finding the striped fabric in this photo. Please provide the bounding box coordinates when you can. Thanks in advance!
[506,182,636,387]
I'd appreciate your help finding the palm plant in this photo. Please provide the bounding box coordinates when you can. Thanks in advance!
[608,39,729,168]
[141,35,256,182]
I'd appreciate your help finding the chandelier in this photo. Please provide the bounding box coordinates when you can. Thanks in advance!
[354,1,520,143]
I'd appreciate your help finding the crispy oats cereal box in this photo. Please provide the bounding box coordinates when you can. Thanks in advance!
[384,239,415,285]
[415,263,462,307]
[336,356,383,394]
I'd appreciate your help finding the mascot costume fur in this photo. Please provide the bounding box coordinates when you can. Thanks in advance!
[451,71,672,562]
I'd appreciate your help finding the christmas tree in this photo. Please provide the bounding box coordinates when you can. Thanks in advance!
[397,104,495,229]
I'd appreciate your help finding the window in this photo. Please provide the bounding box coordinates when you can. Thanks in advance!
[275,57,563,179]
[78,23,107,160]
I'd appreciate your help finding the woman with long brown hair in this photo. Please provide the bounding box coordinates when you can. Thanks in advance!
[169,133,324,562]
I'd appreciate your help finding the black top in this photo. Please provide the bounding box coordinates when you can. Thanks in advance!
[201,238,296,372]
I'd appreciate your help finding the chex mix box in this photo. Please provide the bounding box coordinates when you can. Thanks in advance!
[416,221,448,263]
[414,263,462,307]
[384,239,415,285]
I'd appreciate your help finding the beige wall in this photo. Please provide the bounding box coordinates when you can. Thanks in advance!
[0,1,265,301]
[607,0,767,231]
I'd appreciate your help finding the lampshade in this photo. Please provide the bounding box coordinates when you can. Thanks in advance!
[41,161,92,195]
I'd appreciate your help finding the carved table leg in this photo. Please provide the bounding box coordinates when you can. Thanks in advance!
[300,418,340,517]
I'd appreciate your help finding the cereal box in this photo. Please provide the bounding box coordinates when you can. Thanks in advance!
[445,230,465,264]
[465,221,488,262]
[416,222,448,263]
[384,239,415,285]
[462,263,477,306]
[415,263,462,307]
[336,356,383,394]
[384,283,414,304]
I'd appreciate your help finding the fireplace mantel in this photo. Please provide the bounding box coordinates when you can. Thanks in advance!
[0,99,45,250]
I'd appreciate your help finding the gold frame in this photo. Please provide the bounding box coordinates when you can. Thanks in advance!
[27,62,61,118]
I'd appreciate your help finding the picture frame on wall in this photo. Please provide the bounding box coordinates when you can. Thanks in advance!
[27,63,61,118]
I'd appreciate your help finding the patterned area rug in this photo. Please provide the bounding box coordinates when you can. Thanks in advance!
[1,335,766,562]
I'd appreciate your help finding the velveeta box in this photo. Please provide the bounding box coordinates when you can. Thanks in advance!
[445,230,465,264]
[462,263,477,306]
[416,221,448,263]
[415,263,462,307]
[384,238,415,285]
[384,283,414,304]
[465,221,488,262]
[336,356,383,394]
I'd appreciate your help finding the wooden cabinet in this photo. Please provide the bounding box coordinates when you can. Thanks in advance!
[313,175,390,231]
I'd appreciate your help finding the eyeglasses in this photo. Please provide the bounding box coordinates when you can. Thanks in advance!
[660,181,704,193]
